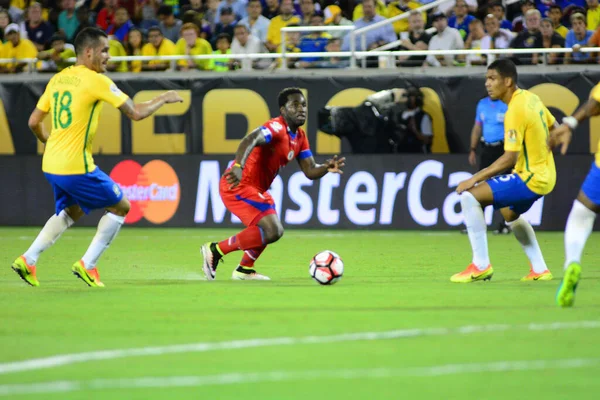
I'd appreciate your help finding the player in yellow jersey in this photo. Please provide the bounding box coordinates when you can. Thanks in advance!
[451,59,557,283]
[11,27,182,288]
[549,83,600,307]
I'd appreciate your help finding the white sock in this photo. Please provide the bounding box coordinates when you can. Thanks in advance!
[461,192,490,270]
[564,200,596,269]
[507,216,548,274]
[81,213,125,270]
[23,210,74,265]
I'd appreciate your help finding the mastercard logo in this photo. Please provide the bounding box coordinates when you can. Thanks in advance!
[109,160,180,224]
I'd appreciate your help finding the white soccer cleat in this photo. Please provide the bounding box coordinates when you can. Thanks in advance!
[231,270,271,281]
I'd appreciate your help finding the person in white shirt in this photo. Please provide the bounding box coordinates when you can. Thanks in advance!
[425,12,464,67]
[230,23,269,69]
[480,14,515,64]
[238,0,271,44]
[465,18,487,65]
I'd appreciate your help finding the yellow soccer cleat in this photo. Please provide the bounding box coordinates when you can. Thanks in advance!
[11,256,40,287]
[450,263,494,283]
[556,262,582,308]
[521,268,553,281]
[72,260,105,287]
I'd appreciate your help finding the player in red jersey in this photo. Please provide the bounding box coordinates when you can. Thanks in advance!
[201,87,345,281]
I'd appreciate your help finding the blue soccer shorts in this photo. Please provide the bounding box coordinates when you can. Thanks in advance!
[44,167,123,215]
[581,161,600,206]
[487,173,542,215]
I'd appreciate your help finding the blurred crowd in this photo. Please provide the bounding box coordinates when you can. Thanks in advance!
[0,0,599,73]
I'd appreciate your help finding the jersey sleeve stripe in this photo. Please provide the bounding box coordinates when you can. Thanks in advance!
[297,149,312,160]
[261,127,272,143]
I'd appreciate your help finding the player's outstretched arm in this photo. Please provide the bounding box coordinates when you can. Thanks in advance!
[223,128,268,188]
[549,97,600,155]
[118,90,183,121]
[28,108,50,144]
[456,151,518,194]
[298,155,346,181]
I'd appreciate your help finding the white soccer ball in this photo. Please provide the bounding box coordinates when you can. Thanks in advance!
[309,250,344,285]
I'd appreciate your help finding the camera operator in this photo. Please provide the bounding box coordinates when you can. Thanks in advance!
[396,86,432,154]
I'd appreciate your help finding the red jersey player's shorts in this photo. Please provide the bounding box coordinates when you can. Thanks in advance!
[219,173,277,227]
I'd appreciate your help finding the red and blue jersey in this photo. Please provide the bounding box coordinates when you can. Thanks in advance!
[241,116,312,192]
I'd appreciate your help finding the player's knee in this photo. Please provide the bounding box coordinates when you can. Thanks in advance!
[460,191,480,210]
[263,224,284,244]
[110,198,130,216]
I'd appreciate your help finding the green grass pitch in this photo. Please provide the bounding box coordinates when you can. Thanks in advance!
[1,227,599,399]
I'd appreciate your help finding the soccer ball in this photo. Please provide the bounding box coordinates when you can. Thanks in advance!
[309,251,344,285]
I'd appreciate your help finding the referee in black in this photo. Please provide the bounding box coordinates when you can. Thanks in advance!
[466,95,511,234]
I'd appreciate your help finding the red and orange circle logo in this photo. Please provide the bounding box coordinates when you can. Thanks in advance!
[110,160,180,224]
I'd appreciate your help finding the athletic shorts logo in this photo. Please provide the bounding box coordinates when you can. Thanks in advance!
[110,160,180,224]
[287,150,294,160]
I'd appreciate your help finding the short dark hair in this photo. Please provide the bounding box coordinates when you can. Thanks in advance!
[490,1,504,11]
[549,4,562,12]
[157,5,173,16]
[278,87,304,108]
[488,59,517,84]
[216,32,231,43]
[247,0,261,5]
[74,27,107,55]
[148,26,163,36]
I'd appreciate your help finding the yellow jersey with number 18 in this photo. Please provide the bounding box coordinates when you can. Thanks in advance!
[591,83,600,167]
[37,65,129,175]
[503,89,556,196]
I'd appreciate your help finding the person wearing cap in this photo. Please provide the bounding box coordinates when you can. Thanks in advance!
[323,5,352,39]
[342,0,397,52]
[425,11,464,67]
[176,22,213,70]
[265,0,300,52]
[352,0,388,21]
[0,23,37,73]
[37,33,76,72]
[386,0,426,35]
[141,26,177,71]
[238,0,270,44]
[512,0,535,33]
[212,6,236,48]
[565,12,594,63]
[215,0,247,23]
[158,5,183,43]
[58,0,80,42]
[26,2,54,52]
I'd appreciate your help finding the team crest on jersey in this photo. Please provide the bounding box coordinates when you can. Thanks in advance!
[270,121,283,133]
[507,129,517,143]
[287,150,295,160]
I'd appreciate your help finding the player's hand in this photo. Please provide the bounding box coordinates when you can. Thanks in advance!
[548,124,573,155]
[468,150,477,167]
[456,178,476,194]
[325,155,345,174]
[223,165,243,189]
[162,90,184,104]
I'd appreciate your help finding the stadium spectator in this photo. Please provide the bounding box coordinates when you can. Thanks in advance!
[162,0,182,17]
[342,0,397,51]
[298,12,330,61]
[83,0,105,26]
[425,11,464,67]
[96,0,118,31]
[437,0,477,16]
[547,5,568,38]
[181,0,204,15]
[299,0,315,25]
[136,0,160,29]
[37,33,75,72]
[588,0,600,31]
[387,0,425,35]
[107,35,128,72]
[0,23,37,73]
[396,10,430,67]
[448,0,475,40]
[266,0,300,52]
[510,9,542,65]
[212,6,236,47]
[465,19,487,65]
[352,0,387,21]
[565,12,594,63]
[238,0,270,43]
[26,2,54,52]
[230,23,268,68]
[512,0,535,33]
[203,0,219,35]
[0,0,23,24]
[106,7,133,42]
[72,7,93,40]
[215,0,247,22]
[540,17,565,64]
[176,22,213,70]
[58,0,79,42]
[141,26,177,70]
[262,0,280,19]
[124,27,144,72]
[487,2,513,31]
[323,5,352,39]
[212,32,232,71]
[481,13,515,63]
[275,23,301,68]
[158,5,183,43]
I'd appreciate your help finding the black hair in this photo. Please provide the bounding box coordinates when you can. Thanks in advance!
[278,87,304,108]
[147,26,163,36]
[488,59,518,84]
[157,5,173,16]
[74,27,107,55]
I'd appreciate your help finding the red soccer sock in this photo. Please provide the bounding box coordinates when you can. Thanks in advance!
[217,226,265,256]
[239,245,267,269]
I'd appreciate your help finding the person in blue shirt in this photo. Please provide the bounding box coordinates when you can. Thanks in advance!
[466,96,511,234]
[298,12,330,62]
[448,0,475,40]
[564,12,594,63]
[487,2,513,31]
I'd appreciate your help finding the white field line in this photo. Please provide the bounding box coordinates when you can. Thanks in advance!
[1,358,599,396]
[0,321,598,376]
